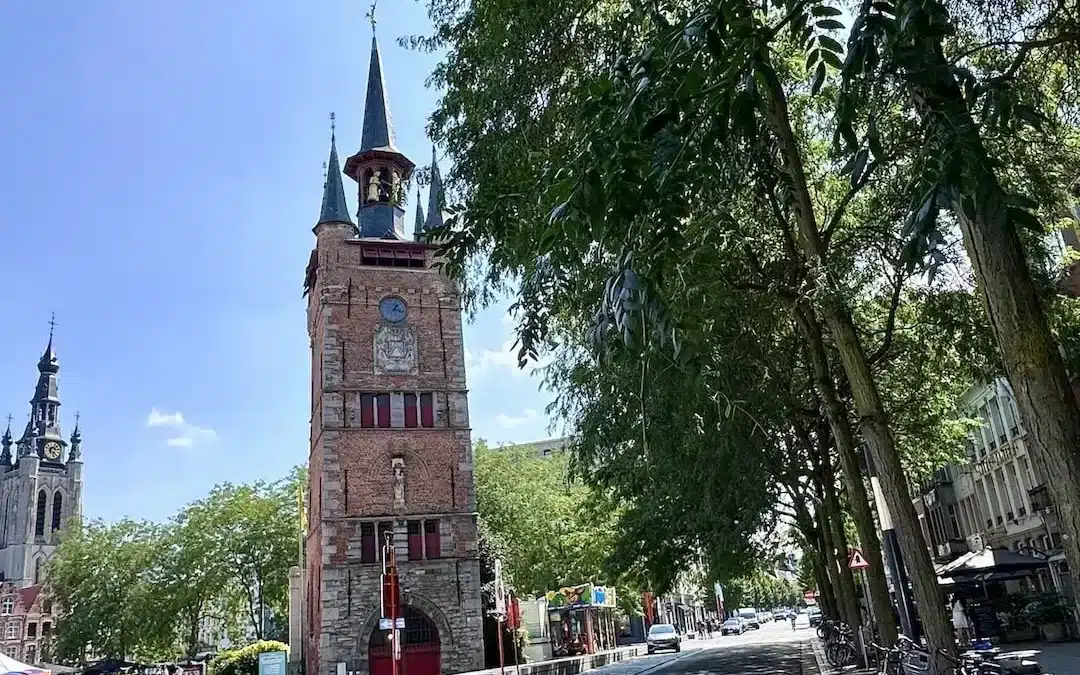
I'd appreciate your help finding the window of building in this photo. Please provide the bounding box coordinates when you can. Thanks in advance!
[424,520,441,559]
[407,520,441,561]
[361,522,377,563]
[34,490,47,537]
[51,491,63,532]
[6,622,18,639]
[359,393,437,429]
[407,521,424,560]
[42,621,50,636]
[41,598,52,615]
[25,645,35,665]
[34,558,44,585]
[0,598,12,615]
[4,646,17,659]
[26,622,36,638]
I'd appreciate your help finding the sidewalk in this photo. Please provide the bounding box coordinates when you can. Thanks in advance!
[990,641,1080,674]
[810,636,1080,674]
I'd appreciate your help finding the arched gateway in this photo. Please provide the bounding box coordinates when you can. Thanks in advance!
[369,607,441,675]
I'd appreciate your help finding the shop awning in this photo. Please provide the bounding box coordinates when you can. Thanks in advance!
[935,547,1048,578]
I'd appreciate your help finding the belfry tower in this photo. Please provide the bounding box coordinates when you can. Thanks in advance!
[302,18,484,675]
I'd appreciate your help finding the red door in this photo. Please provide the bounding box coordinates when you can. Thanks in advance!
[370,607,441,675]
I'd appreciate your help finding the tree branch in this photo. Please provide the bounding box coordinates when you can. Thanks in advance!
[822,160,879,247]
[868,264,905,365]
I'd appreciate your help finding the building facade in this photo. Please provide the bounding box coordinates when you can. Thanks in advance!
[303,30,483,675]
[915,378,1069,595]
[0,332,85,663]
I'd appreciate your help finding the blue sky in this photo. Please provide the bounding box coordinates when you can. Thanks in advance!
[0,1,555,523]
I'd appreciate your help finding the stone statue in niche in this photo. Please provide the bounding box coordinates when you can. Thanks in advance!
[374,325,418,375]
[367,171,382,202]
[392,457,406,509]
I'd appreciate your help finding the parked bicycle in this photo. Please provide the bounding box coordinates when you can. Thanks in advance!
[823,621,857,668]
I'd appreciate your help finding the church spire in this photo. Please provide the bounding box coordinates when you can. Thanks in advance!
[425,146,445,232]
[21,317,66,461]
[68,412,82,462]
[343,10,416,240]
[413,186,426,240]
[359,35,396,153]
[317,113,354,228]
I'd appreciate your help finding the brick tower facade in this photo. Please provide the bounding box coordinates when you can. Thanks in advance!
[303,31,484,675]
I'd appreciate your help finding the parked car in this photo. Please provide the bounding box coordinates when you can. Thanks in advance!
[772,610,788,621]
[721,617,746,635]
[646,623,682,654]
[737,609,761,629]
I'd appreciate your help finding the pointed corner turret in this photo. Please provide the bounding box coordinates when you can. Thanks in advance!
[0,415,12,467]
[316,114,356,234]
[69,412,82,462]
[425,146,445,233]
[413,186,426,241]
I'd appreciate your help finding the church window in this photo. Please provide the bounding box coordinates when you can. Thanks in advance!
[407,521,423,560]
[51,492,63,532]
[360,523,376,563]
[376,394,391,427]
[5,621,17,639]
[359,394,375,428]
[404,393,418,428]
[420,394,434,428]
[34,491,46,537]
[34,558,44,585]
[424,520,441,559]
[0,598,12,615]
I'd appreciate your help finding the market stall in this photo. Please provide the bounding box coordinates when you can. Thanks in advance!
[544,584,618,655]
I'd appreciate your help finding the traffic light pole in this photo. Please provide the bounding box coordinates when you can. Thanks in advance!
[382,533,401,675]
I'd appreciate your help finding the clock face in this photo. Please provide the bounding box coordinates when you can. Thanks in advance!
[43,441,61,460]
[379,297,408,323]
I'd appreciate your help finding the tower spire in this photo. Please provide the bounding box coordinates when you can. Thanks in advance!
[413,186,426,240]
[343,11,416,240]
[21,317,65,460]
[359,30,395,153]
[317,113,354,228]
[425,146,445,232]
[0,415,12,466]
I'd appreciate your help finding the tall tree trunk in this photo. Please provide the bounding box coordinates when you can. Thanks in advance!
[814,523,841,619]
[755,59,955,668]
[894,31,1080,619]
[796,303,899,644]
[809,424,863,630]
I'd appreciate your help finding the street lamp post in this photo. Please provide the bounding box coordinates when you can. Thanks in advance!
[865,447,919,641]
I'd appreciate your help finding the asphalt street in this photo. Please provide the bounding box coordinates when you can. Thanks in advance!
[592,618,819,675]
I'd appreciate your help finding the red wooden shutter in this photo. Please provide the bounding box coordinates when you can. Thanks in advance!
[420,393,434,427]
[404,393,418,428]
[407,521,424,560]
[361,522,376,563]
[377,394,391,427]
[424,520,441,559]
[360,394,375,428]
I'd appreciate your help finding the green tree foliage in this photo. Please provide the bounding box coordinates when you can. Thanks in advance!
[207,640,289,675]
[48,469,303,663]
[474,440,618,595]
[49,519,174,663]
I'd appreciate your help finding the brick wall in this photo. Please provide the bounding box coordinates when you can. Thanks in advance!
[307,224,484,675]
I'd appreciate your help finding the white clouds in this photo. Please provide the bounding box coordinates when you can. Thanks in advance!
[146,408,217,449]
[495,408,539,429]
[466,339,554,379]
[146,409,185,427]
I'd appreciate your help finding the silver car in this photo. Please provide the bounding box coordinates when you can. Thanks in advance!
[646,623,681,653]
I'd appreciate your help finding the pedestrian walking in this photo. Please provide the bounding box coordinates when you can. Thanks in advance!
[790,612,796,631]
[951,595,972,645]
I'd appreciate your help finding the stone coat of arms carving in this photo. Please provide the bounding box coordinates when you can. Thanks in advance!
[374,324,418,375]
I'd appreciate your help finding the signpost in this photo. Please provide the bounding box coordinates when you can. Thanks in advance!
[491,560,507,675]
[848,549,870,570]
[381,532,401,675]
[257,652,287,675]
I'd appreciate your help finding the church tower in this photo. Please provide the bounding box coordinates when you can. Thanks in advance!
[0,325,84,587]
[303,24,483,675]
